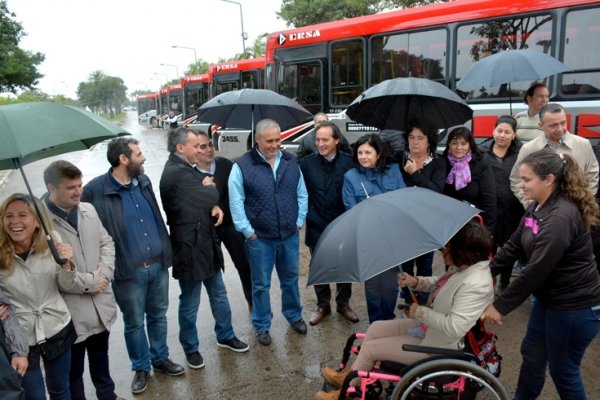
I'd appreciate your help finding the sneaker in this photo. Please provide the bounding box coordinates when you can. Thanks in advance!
[217,337,249,353]
[185,351,204,369]
[153,358,185,376]
[290,319,307,334]
[256,331,272,346]
[131,370,149,394]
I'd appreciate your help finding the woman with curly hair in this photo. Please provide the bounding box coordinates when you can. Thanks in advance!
[482,149,600,399]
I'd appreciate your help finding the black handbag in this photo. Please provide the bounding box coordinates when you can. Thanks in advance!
[0,323,26,400]
[29,320,77,364]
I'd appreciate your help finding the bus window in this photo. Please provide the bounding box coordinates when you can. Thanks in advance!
[281,62,322,114]
[241,70,259,89]
[330,39,364,107]
[456,14,553,100]
[560,6,600,96]
[371,28,447,85]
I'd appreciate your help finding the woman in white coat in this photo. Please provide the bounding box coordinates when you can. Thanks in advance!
[316,219,495,400]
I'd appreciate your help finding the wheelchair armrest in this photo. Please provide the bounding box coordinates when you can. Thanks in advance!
[402,344,467,358]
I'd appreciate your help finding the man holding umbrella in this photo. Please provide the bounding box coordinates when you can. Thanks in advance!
[228,119,308,346]
[299,121,359,325]
[82,138,184,394]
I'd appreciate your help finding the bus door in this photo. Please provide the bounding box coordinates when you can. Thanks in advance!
[275,43,326,115]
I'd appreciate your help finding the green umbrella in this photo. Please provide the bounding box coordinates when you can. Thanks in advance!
[0,102,129,263]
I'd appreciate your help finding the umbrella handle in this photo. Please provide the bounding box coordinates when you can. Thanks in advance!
[46,235,68,266]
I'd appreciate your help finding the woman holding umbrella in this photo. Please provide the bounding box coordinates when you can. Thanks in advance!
[482,150,600,399]
[342,134,406,323]
[317,219,495,400]
[443,127,497,235]
[399,118,447,305]
[0,194,77,399]
[480,116,524,292]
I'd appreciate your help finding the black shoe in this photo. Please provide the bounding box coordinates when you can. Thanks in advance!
[256,331,272,346]
[153,358,185,376]
[217,337,249,353]
[131,370,149,394]
[185,351,204,369]
[290,319,307,334]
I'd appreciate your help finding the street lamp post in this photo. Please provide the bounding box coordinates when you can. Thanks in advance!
[153,72,169,87]
[160,63,179,79]
[171,45,198,65]
[221,0,247,54]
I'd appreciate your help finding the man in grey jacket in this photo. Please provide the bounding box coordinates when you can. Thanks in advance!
[43,160,122,400]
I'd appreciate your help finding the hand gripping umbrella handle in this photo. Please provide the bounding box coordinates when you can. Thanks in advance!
[46,235,68,266]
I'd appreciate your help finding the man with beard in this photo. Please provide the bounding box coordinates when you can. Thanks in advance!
[82,138,184,395]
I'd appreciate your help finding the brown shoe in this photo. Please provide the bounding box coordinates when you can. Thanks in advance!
[322,366,349,388]
[315,389,340,400]
[309,306,331,326]
[336,305,359,323]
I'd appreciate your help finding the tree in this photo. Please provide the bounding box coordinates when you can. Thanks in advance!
[185,59,210,76]
[277,0,442,27]
[0,1,45,93]
[77,71,127,116]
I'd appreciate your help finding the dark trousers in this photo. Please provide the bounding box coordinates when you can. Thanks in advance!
[70,330,116,400]
[217,223,253,307]
[309,246,352,308]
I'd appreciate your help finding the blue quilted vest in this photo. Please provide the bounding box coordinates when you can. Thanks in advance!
[236,148,300,240]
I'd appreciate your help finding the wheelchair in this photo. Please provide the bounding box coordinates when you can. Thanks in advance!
[322,324,509,400]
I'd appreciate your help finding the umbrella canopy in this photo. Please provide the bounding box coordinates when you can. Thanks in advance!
[456,49,570,91]
[0,101,129,264]
[196,89,312,132]
[345,77,473,131]
[0,102,129,170]
[307,187,480,286]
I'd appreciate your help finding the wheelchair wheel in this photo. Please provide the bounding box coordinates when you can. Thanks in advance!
[389,359,509,400]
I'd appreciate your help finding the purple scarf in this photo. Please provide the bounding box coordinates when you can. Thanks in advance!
[446,151,472,191]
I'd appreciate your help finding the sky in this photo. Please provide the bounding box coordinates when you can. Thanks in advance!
[5,0,289,98]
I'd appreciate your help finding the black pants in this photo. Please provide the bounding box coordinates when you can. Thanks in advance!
[217,223,253,307]
[309,247,352,308]
[70,330,116,400]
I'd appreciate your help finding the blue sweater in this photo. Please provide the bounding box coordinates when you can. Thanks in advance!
[342,163,406,209]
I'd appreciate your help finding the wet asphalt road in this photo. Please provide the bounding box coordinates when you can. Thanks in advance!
[0,112,598,399]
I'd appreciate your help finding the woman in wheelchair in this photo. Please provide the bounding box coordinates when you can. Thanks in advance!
[316,220,495,400]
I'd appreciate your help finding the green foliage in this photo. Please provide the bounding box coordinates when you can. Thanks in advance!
[185,59,210,76]
[0,1,45,93]
[277,0,444,27]
[77,70,128,117]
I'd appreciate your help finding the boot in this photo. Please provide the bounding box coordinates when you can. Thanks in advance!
[322,367,349,388]
[316,389,341,400]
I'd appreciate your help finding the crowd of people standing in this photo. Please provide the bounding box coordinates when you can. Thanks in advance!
[0,80,598,399]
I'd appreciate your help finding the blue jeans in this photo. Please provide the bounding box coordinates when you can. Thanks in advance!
[400,252,434,305]
[178,270,235,354]
[515,302,600,400]
[112,262,170,372]
[69,330,116,400]
[365,267,399,323]
[246,233,303,333]
[23,347,71,400]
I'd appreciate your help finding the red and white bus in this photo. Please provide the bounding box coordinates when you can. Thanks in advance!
[181,73,212,132]
[262,0,600,145]
[136,93,159,116]
[210,57,266,97]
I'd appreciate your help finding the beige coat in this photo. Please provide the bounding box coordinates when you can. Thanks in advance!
[46,201,117,343]
[414,260,494,350]
[0,234,75,346]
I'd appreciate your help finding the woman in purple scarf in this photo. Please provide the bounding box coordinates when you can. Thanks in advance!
[443,127,497,234]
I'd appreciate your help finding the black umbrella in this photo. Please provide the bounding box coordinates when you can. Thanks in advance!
[0,102,129,264]
[346,77,473,132]
[196,89,312,135]
[456,49,570,113]
[306,187,480,286]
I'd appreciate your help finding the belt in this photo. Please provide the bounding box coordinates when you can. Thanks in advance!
[138,256,161,268]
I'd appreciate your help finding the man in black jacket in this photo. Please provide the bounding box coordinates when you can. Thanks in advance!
[299,121,359,325]
[159,128,248,371]
[193,131,253,311]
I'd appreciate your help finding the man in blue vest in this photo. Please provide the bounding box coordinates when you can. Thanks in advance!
[228,119,308,346]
